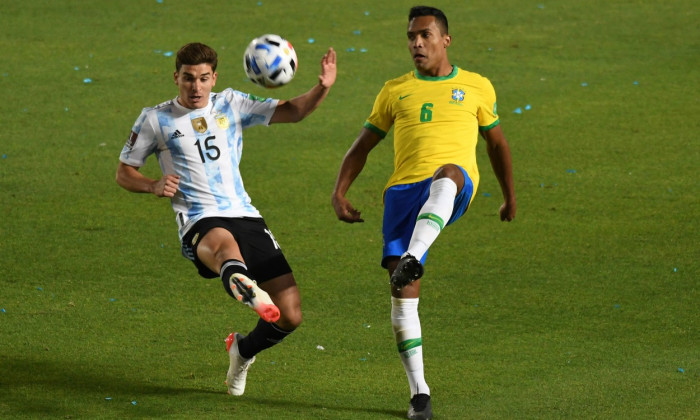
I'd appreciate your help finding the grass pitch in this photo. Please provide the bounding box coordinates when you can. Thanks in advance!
[0,0,697,418]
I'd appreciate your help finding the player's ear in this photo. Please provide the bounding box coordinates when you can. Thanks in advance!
[173,71,179,85]
[444,35,452,48]
[212,72,218,86]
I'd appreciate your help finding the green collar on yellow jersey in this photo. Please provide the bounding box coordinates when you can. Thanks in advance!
[414,65,458,81]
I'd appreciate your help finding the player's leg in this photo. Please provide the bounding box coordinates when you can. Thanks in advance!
[235,273,300,357]
[383,193,432,419]
[220,218,300,396]
[391,164,471,289]
[387,259,432,419]
[196,226,280,322]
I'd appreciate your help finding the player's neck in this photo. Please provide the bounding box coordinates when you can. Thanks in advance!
[417,63,454,78]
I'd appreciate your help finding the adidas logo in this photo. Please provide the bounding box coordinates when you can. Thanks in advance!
[170,130,184,140]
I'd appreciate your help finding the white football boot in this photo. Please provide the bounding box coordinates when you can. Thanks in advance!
[225,332,255,396]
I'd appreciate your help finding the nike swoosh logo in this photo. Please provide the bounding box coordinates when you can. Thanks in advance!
[399,94,412,100]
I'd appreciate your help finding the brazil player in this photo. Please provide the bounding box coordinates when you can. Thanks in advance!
[331,6,515,419]
[117,42,336,396]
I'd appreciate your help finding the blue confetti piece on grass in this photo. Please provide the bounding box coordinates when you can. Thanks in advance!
[307,38,315,44]
[360,48,368,53]
[581,82,588,87]
[633,81,639,85]
[1,308,5,313]
[353,30,362,35]
[105,397,112,401]
[566,169,577,174]
[525,104,532,110]
[483,192,491,197]
[346,47,356,52]
[677,367,685,373]
[83,78,92,83]
[2,154,6,159]
[131,400,138,405]
[163,51,173,57]
[513,107,522,114]
[364,11,370,16]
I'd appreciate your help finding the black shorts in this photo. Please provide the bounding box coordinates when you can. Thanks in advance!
[181,217,292,283]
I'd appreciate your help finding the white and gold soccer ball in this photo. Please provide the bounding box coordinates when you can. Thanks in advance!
[243,34,298,88]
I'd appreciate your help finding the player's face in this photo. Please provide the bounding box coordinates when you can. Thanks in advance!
[174,63,218,109]
[407,16,452,77]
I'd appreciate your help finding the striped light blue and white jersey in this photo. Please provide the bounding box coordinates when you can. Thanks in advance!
[120,88,279,240]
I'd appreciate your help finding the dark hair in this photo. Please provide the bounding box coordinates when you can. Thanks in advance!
[175,42,218,71]
[409,6,448,35]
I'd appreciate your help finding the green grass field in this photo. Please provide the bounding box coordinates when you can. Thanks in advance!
[1,0,697,418]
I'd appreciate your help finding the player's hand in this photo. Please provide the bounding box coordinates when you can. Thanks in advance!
[153,174,180,198]
[318,48,336,89]
[499,200,516,222]
[332,194,363,223]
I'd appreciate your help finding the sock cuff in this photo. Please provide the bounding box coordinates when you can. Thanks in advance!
[431,177,458,193]
[220,259,248,278]
[398,337,423,352]
[416,213,445,230]
[391,297,419,308]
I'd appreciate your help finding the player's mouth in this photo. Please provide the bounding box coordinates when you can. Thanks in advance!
[413,53,426,62]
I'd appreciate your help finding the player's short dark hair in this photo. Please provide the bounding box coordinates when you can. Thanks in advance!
[176,42,218,72]
[409,6,449,35]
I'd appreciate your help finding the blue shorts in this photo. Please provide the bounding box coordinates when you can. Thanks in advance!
[381,166,474,268]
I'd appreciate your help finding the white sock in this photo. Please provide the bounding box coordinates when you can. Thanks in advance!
[405,178,457,260]
[391,297,430,396]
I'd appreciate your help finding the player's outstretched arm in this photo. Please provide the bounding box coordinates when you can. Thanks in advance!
[270,48,336,124]
[331,128,383,223]
[481,125,516,221]
[116,162,180,198]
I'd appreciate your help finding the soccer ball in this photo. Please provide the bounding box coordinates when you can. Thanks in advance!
[243,34,298,88]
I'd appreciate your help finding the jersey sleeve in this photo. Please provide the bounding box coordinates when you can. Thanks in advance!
[224,88,279,129]
[477,77,500,131]
[364,83,394,138]
[119,108,158,167]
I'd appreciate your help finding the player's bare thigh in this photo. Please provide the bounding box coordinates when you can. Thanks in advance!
[196,227,244,273]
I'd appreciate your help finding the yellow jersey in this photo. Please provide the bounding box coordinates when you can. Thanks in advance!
[364,66,499,192]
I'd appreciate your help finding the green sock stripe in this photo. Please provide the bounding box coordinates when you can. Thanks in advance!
[397,337,423,353]
[417,213,444,230]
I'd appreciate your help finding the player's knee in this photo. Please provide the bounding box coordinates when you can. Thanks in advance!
[433,164,460,180]
[279,308,302,331]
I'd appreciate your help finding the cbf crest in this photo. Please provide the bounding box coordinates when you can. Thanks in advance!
[449,88,465,106]
[191,117,208,133]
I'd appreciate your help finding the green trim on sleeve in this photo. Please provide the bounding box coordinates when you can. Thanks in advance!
[479,119,500,131]
[363,121,387,138]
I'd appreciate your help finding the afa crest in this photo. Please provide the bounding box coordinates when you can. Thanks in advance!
[215,114,230,129]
